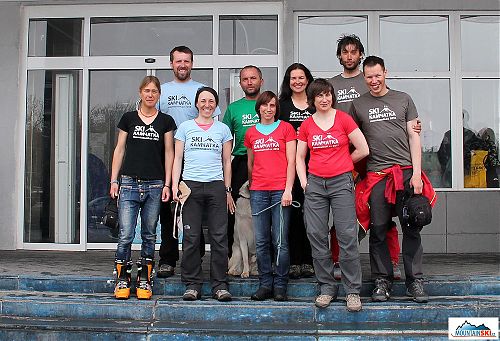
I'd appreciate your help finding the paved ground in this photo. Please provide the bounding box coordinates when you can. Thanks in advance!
[0,250,498,279]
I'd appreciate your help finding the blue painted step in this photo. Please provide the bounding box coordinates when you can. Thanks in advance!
[0,274,497,298]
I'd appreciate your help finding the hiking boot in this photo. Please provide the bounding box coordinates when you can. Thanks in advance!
[406,279,428,303]
[346,293,362,312]
[213,289,232,302]
[333,262,341,280]
[301,264,315,278]
[182,289,201,301]
[273,288,288,302]
[392,261,401,280]
[251,286,273,301]
[372,278,391,302]
[157,264,175,278]
[289,265,301,279]
[315,294,333,308]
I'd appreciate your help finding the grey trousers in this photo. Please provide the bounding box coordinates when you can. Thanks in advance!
[303,172,362,296]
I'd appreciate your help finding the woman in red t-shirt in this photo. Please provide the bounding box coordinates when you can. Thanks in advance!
[244,91,296,301]
[296,78,368,311]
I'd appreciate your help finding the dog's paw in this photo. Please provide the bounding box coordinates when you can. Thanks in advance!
[240,271,250,278]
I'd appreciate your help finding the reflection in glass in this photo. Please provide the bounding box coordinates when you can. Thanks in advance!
[462,79,500,188]
[380,16,449,72]
[461,16,500,72]
[298,16,367,72]
[91,16,212,56]
[218,68,278,115]
[25,70,82,243]
[28,19,82,57]
[219,15,277,55]
[87,70,146,242]
[388,79,451,188]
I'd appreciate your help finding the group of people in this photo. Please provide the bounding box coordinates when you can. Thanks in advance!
[109,36,436,313]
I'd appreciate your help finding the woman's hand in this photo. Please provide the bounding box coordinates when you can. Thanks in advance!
[162,186,171,202]
[172,184,179,202]
[109,183,119,199]
[281,189,292,206]
[227,192,235,214]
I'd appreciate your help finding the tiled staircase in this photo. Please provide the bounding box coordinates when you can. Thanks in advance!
[0,273,498,340]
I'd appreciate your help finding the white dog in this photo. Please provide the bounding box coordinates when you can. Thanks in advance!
[227,181,258,278]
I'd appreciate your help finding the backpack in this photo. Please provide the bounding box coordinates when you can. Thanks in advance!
[402,192,432,228]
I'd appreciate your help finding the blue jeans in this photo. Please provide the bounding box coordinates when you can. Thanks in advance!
[250,190,290,290]
[115,176,163,262]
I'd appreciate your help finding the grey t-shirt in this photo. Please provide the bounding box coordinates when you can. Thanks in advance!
[350,89,418,172]
[328,73,368,113]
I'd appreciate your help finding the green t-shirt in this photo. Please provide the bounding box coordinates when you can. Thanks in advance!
[222,97,260,156]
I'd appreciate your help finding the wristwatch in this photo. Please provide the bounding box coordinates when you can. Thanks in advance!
[225,186,232,193]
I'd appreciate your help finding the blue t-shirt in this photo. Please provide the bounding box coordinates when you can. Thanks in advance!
[158,79,221,128]
[175,120,232,182]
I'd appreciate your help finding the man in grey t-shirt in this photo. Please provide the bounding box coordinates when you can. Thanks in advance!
[351,56,428,304]
[328,35,401,281]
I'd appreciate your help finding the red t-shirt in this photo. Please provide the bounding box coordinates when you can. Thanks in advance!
[244,121,296,190]
[297,110,358,178]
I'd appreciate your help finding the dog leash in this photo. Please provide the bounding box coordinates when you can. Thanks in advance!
[251,200,300,266]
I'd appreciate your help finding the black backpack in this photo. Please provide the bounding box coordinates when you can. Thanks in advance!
[102,198,119,231]
[402,192,432,228]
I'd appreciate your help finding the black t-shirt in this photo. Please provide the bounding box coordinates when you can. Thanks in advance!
[117,111,176,180]
[279,98,315,131]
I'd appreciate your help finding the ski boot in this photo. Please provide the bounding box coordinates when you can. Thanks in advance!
[114,260,132,299]
[136,258,155,300]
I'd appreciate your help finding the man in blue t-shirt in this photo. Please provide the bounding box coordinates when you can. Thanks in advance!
[157,46,221,278]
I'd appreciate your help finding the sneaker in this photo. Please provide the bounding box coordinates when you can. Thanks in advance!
[251,286,273,301]
[289,265,301,279]
[372,278,391,302]
[213,289,232,302]
[333,262,341,280]
[114,280,131,300]
[136,281,152,300]
[392,262,402,280]
[157,264,175,278]
[301,264,315,278]
[182,289,201,301]
[315,294,333,308]
[273,288,288,302]
[346,293,362,312]
[406,279,429,303]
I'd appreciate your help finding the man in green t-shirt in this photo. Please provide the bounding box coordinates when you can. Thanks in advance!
[222,65,263,254]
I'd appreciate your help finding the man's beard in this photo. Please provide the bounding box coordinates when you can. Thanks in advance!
[243,87,261,97]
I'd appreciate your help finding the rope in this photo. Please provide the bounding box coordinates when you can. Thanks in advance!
[251,200,300,266]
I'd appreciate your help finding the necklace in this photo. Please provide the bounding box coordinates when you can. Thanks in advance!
[139,108,158,118]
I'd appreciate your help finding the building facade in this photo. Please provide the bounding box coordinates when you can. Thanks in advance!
[0,0,498,252]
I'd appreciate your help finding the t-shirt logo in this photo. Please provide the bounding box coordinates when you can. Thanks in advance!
[190,136,219,150]
[311,133,339,149]
[242,113,260,127]
[253,136,279,152]
[368,105,397,122]
[337,87,361,103]
[289,110,311,122]
[133,125,159,141]
[167,94,191,108]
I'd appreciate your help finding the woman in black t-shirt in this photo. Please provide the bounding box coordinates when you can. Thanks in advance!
[278,63,315,279]
[109,76,176,300]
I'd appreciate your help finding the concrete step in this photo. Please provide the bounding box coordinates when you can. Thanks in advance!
[0,274,498,298]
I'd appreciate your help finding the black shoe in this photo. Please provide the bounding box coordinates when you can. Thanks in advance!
[406,279,428,303]
[372,278,391,302]
[157,264,175,278]
[213,289,232,302]
[273,288,287,301]
[289,265,301,279]
[251,287,273,301]
[300,264,315,278]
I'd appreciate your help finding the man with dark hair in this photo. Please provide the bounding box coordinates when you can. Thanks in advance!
[329,35,402,281]
[222,65,264,254]
[350,55,431,303]
[157,45,221,278]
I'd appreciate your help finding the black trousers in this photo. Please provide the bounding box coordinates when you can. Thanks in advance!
[289,176,313,265]
[227,155,249,256]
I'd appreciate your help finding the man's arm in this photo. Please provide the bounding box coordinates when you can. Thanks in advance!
[407,118,423,194]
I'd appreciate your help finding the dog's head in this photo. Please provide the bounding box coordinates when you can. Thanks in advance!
[238,180,251,199]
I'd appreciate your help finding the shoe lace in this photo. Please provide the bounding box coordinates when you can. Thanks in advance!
[138,281,151,290]
[375,278,389,291]
[410,279,425,295]
[116,280,128,289]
